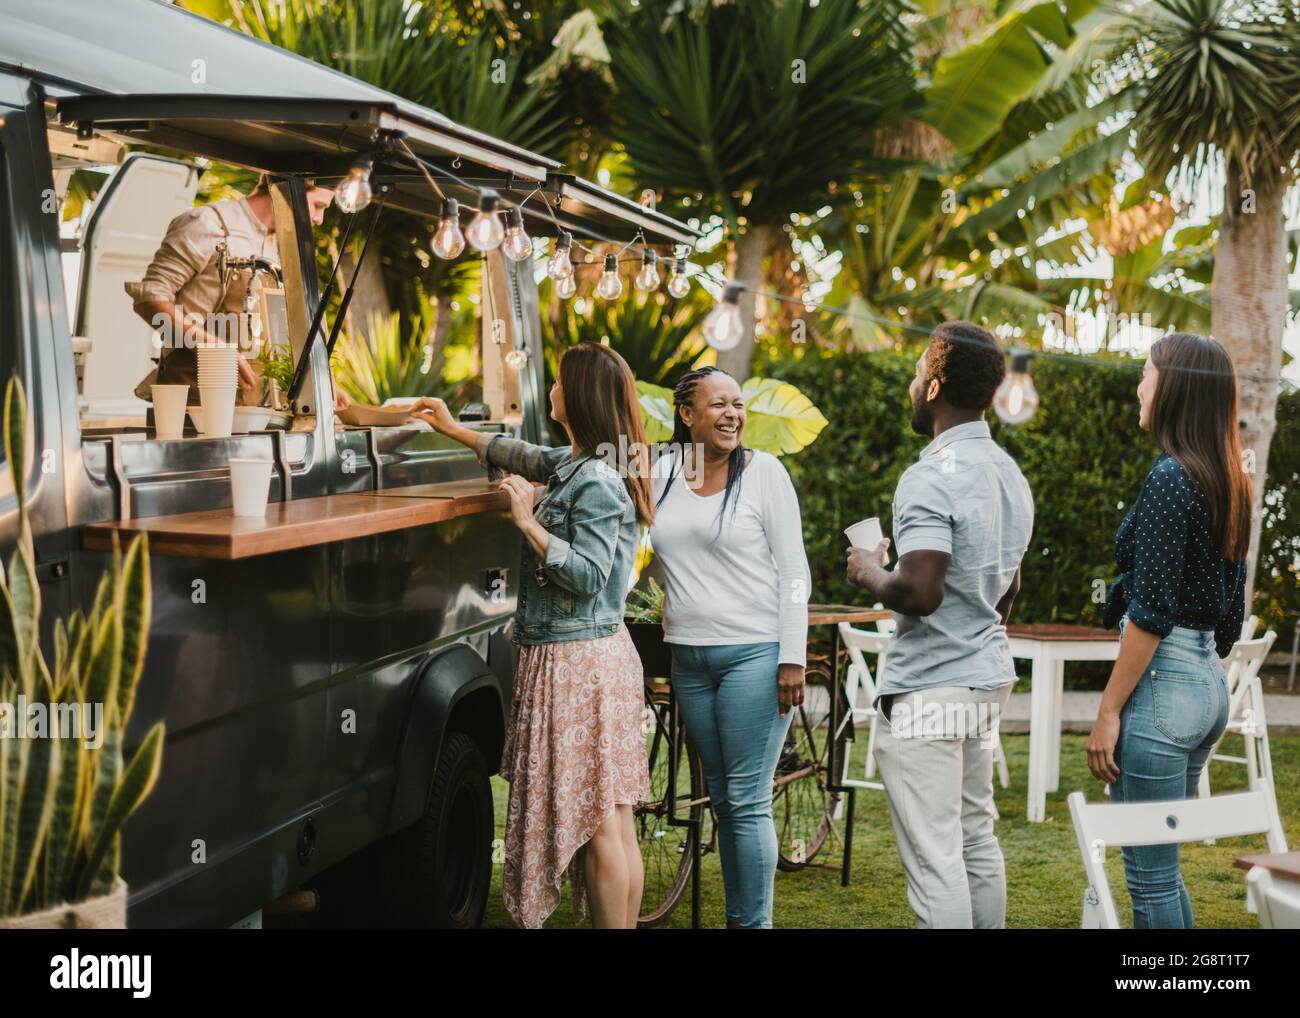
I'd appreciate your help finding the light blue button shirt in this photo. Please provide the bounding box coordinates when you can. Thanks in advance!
[879,419,1035,696]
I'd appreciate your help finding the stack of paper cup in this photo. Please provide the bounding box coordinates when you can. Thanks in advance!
[196,344,239,439]
[151,384,190,440]
[229,458,273,517]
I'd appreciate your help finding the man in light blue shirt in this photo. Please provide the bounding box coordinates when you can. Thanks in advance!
[847,321,1034,928]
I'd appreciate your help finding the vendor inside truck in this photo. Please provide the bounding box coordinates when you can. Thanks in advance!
[126,174,345,409]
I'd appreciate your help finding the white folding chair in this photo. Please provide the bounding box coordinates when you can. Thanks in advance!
[1246,867,1300,929]
[1068,789,1281,928]
[1240,615,1260,642]
[1199,632,1278,806]
[836,618,1010,796]
[836,621,890,797]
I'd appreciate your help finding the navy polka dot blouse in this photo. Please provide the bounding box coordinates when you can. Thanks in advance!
[1102,452,1247,657]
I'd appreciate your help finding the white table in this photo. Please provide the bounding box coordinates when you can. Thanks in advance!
[1007,624,1120,822]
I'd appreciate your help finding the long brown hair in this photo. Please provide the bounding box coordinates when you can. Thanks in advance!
[1148,333,1251,562]
[558,343,655,526]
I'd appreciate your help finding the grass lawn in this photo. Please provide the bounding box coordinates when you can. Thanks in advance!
[482,731,1299,929]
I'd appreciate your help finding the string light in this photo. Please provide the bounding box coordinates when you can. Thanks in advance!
[466,190,505,252]
[667,256,690,298]
[634,250,661,292]
[596,254,623,300]
[994,349,1040,424]
[546,231,574,280]
[430,197,465,259]
[702,282,745,351]
[502,206,534,262]
[553,273,577,299]
[335,156,374,214]
[505,349,528,368]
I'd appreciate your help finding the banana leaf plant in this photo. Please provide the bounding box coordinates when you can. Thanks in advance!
[0,376,163,919]
[636,376,828,456]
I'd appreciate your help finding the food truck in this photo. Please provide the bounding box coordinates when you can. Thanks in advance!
[0,0,696,927]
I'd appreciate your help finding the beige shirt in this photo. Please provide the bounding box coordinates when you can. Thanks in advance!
[125,196,276,318]
[126,197,277,403]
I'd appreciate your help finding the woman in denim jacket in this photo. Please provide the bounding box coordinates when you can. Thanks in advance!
[1090,333,1251,928]
[419,342,654,929]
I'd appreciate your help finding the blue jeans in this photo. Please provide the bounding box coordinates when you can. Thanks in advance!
[1110,623,1230,928]
[670,642,792,928]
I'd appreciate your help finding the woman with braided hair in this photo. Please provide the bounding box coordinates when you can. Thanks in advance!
[649,365,812,928]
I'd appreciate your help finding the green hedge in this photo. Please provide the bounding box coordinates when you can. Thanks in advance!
[768,349,1300,638]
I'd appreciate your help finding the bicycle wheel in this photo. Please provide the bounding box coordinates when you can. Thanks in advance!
[774,651,851,871]
[636,682,707,927]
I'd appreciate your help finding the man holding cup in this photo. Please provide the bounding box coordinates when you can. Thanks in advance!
[846,321,1033,929]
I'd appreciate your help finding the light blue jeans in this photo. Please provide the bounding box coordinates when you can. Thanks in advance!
[670,642,792,928]
[1110,622,1230,928]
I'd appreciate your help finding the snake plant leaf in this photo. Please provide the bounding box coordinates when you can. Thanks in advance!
[10,725,59,913]
[77,723,163,902]
[7,539,40,685]
[54,618,68,690]
[44,668,85,907]
[0,711,18,911]
[739,378,830,456]
[0,583,21,689]
[115,536,151,721]
[81,611,122,736]
[4,377,28,514]
[74,720,121,900]
[636,380,675,444]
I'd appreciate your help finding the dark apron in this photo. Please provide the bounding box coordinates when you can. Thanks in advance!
[135,204,267,406]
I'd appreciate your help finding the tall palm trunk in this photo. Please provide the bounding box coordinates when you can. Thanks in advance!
[1213,164,1288,604]
[717,225,773,378]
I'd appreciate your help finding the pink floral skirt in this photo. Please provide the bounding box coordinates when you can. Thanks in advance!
[501,625,650,929]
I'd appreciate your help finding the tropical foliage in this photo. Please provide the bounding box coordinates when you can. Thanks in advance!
[635,376,828,456]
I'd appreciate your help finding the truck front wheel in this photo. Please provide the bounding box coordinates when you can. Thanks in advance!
[381,730,494,928]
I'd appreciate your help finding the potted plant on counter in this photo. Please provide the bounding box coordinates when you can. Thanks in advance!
[0,377,163,929]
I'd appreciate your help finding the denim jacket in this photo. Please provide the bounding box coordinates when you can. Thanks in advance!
[478,433,638,646]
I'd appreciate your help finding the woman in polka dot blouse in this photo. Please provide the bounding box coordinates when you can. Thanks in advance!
[1088,333,1252,928]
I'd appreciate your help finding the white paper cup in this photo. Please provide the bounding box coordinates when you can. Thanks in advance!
[187,406,204,434]
[151,384,190,439]
[844,516,884,550]
[199,385,237,439]
[229,458,273,517]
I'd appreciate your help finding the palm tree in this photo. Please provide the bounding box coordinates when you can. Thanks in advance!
[1120,0,1300,598]
[601,0,918,377]
[795,0,1165,348]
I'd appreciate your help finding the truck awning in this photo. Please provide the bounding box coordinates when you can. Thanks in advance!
[56,94,698,246]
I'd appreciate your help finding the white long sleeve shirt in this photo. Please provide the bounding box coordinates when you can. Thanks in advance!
[649,450,811,666]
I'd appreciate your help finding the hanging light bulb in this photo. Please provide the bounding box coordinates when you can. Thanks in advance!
[505,349,528,368]
[430,197,466,260]
[634,251,661,292]
[702,283,745,351]
[553,272,577,299]
[546,231,574,280]
[667,256,690,298]
[502,206,533,262]
[466,189,505,252]
[994,349,1040,424]
[335,156,374,214]
[596,254,623,300]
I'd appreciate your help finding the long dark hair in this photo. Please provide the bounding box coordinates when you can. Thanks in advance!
[559,343,654,526]
[656,365,746,530]
[1148,333,1251,562]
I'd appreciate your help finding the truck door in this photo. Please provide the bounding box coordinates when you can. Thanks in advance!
[0,76,72,632]
[71,153,199,415]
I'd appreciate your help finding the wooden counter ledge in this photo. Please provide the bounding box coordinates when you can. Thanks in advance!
[83,480,510,560]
